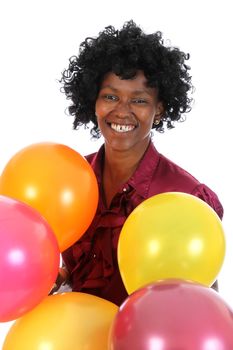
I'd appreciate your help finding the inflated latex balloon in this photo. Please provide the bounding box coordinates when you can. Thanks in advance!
[0,195,60,322]
[109,280,233,350]
[0,142,99,251]
[118,192,225,294]
[3,292,118,350]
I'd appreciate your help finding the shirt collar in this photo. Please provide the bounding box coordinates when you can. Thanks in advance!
[127,141,160,198]
[88,144,105,187]
[89,140,160,199]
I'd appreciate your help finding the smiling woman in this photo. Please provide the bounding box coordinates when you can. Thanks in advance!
[52,20,224,306]
[95,70,164,207]
[95,70,164,155]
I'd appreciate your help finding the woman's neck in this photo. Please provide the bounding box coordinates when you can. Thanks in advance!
[102,139,151,207]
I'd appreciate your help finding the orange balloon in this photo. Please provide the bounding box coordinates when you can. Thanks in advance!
[3,292,118,350]
[0,143,98,251]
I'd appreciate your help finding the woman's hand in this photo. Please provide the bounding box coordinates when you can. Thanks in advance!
[49,267,70,295]
[211,280,219,292]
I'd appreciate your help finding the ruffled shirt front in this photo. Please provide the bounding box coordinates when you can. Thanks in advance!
[62,141,223,306]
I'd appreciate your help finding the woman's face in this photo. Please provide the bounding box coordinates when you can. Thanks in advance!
[95,70,163,153]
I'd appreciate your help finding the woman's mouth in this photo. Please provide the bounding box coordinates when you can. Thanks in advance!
[109,122,136,133]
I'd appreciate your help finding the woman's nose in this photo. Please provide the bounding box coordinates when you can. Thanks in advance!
[114,101,131,118]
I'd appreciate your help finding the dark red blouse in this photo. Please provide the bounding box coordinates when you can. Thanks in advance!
[62,141,223,306]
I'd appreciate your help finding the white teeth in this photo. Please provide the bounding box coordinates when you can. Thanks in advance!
[110,123,135,133]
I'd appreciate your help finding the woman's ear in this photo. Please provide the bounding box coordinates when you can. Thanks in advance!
[156,101,165,117]
[153,101,165,124]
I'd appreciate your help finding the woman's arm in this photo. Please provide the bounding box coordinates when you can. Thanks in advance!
[49,266,70,295]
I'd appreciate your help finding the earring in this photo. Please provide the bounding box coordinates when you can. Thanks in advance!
[153,119,160,127]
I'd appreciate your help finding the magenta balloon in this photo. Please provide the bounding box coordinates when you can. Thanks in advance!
[0,195,60,322]
[109,280,233,350]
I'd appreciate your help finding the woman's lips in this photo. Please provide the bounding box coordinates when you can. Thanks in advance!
[107,122,137,133]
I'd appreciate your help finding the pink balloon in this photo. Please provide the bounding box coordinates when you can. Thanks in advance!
[109,280,233,350]
[0,195,60,322]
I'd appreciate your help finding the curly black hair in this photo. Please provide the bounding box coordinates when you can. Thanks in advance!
[60,20,193,138]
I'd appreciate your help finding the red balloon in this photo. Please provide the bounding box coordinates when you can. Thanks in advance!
[0,195,60,322]
[109,280,233,350]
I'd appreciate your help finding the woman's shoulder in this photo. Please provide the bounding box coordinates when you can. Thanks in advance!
[149,153,223,219]
[154,153,202,191]
[191,183,224,219]
[85,151,97,164]
[84,144,105,166]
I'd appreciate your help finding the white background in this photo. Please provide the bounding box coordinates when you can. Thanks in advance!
[0,0,232,347]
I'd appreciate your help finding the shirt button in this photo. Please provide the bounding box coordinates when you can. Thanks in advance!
[122,187,127,192]
[93,253,96,258]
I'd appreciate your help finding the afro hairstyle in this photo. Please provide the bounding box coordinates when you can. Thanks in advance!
[60,20,193,138]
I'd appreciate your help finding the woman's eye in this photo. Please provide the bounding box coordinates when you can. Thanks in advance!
[103,94,118,101]
[132,98,147,104]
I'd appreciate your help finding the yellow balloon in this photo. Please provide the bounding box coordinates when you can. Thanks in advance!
[3,293,118,350]
[118,192,225,295]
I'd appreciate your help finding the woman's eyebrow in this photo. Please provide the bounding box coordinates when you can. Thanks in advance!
[99,85,118,91]
[132,89,154,96]
[100,85,153,96]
